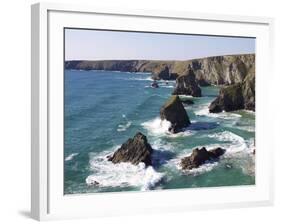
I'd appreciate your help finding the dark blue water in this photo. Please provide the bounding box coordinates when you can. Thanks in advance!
[64,70,255,194]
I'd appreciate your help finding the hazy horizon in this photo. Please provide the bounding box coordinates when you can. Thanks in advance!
[65,28,255,61]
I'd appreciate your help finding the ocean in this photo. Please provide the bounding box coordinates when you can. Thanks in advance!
[64,70,255,194]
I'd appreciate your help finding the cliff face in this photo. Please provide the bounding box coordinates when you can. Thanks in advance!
[209,66,255,112]
[172,67,202,97]
[65,54,255,85]
[66,54,255,112]
[191,54,255,85]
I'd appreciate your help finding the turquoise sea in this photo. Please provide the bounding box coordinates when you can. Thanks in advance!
[64,70,255,194]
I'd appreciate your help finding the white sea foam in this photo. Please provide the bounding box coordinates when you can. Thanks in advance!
[235,125,255,132]
[86,152,163,190]
[183,161,219,175]
[128,77,153,81]
[65,153,79,161]
[243,110,255,115]
[142,117,195,138]
[208,131,254,155]
[170,131,255,176]
[179,94,193,98]
[167,130,195,138]
[195,104,242,120]
[117,121,132,132]
[159,85,174,88]
[144,84,174,89]
[117,114,132,132]
[142,117,171,135]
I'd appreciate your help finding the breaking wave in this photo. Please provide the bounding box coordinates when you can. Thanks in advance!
[195,104,242,120]
[86,150,163,191]
[141,117,195,137]
[117,114,132,132]
[65,153,79,161]
[117,121,132,132]
[128,77,153,81]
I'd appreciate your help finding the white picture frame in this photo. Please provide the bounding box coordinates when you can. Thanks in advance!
[31,2,275,221]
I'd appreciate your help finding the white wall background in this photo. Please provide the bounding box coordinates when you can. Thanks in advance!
[0,0,279,223]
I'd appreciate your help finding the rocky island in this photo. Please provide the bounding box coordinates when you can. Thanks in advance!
[181,147,226,170]
[108,132,153,166]
[160,95,191,133]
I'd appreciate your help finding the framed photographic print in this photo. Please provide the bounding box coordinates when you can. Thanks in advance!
[31,2,274,221]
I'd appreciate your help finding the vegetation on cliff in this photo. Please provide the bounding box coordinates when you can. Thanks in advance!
[66,54,255,112]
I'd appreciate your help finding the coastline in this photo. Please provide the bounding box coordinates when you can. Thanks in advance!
[64,69,255,194]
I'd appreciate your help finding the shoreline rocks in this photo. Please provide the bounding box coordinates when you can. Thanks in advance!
[209,83,244,113]
[108,132,153,166]
[172,66,202,97]
[151,65,177,80]
[180,147,225,170]
[160,95,191,133]
[209,69,255,113]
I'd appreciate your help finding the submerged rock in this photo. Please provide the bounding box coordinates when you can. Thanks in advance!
[108,132,153,166]
[180,147,225,170]
[172,67,202,97]
[160,95,191,133]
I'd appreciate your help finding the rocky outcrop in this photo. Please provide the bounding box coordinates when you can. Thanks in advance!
[160,95,191,133]
[66,55,255,112]
[242,68,255,111]
[190,54,255,85]
[172,67,202,97]
[209,83,244,112]
[209,68,255,112]
[180,147,225,170]
[65,54,255,86]
[151,65,177,80]
[108,132,153,166]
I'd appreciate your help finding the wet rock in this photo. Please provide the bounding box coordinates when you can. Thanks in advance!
[209,68,255,113]
[108,132,153,166]
[160,95,191,133]
[209,83,244,113]
[180,147,226,170]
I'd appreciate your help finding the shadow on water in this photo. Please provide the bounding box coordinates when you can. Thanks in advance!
[152,149,176,168]
[187,121,219,131]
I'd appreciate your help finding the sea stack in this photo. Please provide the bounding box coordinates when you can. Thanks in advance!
[180,147,225,170]
[108,132,153,166]
[160,95,191,133]
[209,83,244,113]
[172,66,202,97]
[209,69,255,113]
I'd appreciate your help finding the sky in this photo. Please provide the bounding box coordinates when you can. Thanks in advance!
[65,28,255,61]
